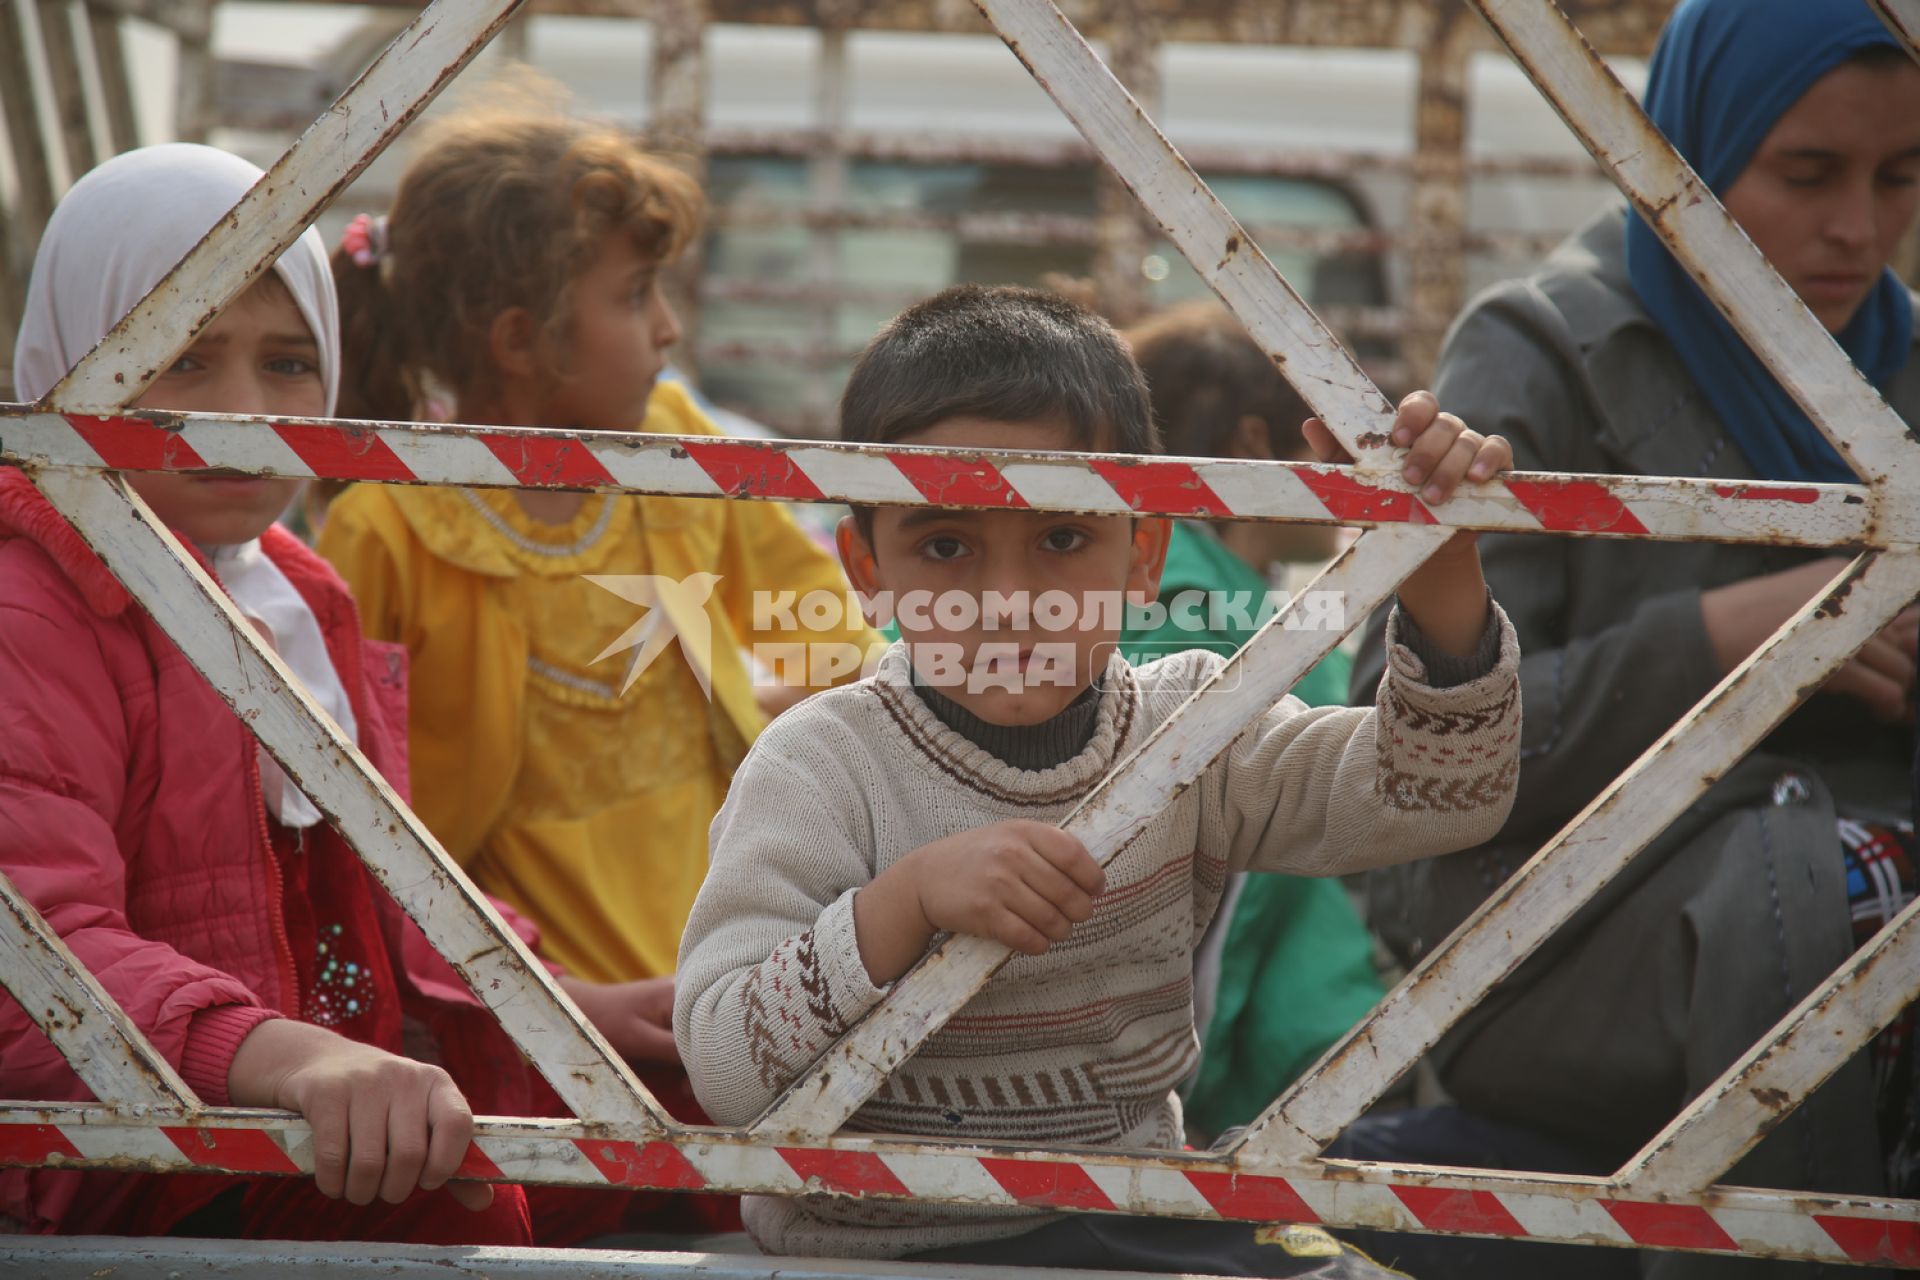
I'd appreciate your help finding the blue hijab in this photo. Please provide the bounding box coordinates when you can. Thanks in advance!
[1626,0,1914,482]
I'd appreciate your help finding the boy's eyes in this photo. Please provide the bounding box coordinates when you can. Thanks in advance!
[919,535,970,561]
[914,528,1089,559]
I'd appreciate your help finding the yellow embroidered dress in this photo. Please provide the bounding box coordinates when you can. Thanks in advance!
[317,383,878,981]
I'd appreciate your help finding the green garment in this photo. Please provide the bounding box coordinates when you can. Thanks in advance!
[1118,520,1347,705]
[1122,522,1384,1137]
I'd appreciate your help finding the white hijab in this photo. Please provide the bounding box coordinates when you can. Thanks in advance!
[15,144,354,826]
[14,143,339,412]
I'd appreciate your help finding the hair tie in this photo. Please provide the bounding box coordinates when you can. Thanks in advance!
[340,213,389,269]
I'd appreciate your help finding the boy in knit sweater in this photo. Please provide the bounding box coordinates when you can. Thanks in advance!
[675,286,1522,1273]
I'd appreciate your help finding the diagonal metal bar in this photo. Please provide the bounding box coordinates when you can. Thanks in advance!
[970,0,1400,467]
[749,523,1452,1141]
[1230,550,1920,1164]
[0,869,196,1113]
[0,406,1889,547]
[1618,894,1920,1194]
[1466,0,1917,489]
[25,467,668,1134]
[1871,0,1920,61]
[43,0,529,411]
[21,0,661,1138]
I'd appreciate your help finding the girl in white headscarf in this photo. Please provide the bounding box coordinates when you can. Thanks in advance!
[17,144,358,826]
[0,145,542,1243]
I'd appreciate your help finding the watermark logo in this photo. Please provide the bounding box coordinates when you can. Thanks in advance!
[586,573,1346,698]
[585,573,722,696]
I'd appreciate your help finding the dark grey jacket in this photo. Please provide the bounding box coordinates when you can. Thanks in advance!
[1351,208,1918,1240]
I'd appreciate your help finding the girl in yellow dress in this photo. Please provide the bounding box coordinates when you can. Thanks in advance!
[317,95,878,1074]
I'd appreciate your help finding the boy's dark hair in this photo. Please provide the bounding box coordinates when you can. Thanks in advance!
[840,284,1159,468]
[1124,301,1311,462]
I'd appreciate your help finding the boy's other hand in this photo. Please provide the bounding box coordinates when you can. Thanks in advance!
[1302,390,1512,505]
[558,973,681,1066]
[226,1019,492,1211]
[1303,392,1512,658]
[855,820,1106,985]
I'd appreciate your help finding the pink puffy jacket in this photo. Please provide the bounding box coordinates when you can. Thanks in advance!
[0,469,544,1231]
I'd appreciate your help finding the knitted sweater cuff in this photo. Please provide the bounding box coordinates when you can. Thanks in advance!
[1388,591,1504,688]
[180,1005,283,1105]
[816,888,890,1026]
[1385,598,1517,698]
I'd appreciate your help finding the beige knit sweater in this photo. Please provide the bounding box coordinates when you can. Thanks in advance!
[675,610,1521,1258]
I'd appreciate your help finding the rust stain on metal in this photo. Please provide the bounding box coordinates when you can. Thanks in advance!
[1813,569,1863,620]
[13,1,1917,1264]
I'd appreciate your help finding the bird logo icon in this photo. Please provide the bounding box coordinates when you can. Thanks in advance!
[584,573,723,697]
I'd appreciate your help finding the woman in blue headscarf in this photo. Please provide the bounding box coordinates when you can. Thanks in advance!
[1347,2,1920,1274]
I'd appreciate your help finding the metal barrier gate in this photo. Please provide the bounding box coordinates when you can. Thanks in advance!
[0,0,1687,418]
[2,0,1919,1270]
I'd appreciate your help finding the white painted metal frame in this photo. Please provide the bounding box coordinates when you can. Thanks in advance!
[16,0,674,1135]
[1874,0,1920,55]
[0,868,193,1114]
[0,0,1917,1270]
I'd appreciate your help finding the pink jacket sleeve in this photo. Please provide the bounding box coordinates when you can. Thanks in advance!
[0,592,276,1106]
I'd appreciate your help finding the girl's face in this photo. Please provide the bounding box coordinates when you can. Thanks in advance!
[127,277,321,546]
[1722,58,1920,333]
[543,232,682,433]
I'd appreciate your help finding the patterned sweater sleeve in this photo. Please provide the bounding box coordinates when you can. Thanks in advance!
[1205,601,1521,878]
[673,711,889,1126]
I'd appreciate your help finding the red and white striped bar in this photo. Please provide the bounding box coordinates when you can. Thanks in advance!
[24,467,670,1134]
[1469,0,1918,491]
[1232,550,1920,1164]
[20,0,670,1138]
[4,0,1918,1269]
[970,0,1393,462]
[1220,0,1920,1173]
[0,406,1888,548]
[1,1104,1914,1269]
